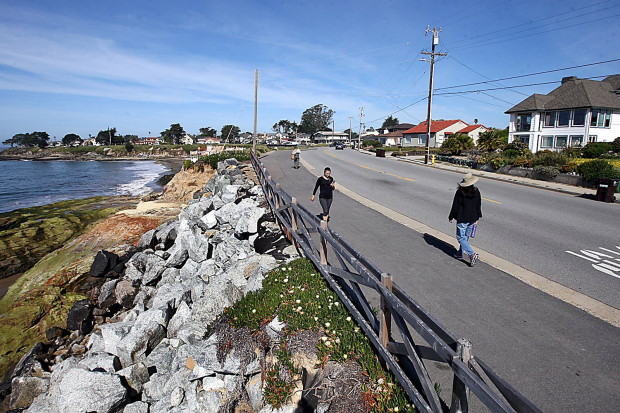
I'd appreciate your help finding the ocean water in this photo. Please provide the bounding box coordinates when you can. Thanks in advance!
[0,160,169,213]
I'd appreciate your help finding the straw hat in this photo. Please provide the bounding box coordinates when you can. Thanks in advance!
[459,172,478,187]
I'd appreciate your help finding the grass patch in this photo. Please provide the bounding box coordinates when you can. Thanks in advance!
[223,258,415,412]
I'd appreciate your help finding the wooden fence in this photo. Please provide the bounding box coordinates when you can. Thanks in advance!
[250,150,541,413]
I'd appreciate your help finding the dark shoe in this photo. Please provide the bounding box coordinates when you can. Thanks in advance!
[453,252,463,260]
[468,253,479,267]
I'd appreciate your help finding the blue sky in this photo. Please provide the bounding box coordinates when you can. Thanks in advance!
[0,0,618,141]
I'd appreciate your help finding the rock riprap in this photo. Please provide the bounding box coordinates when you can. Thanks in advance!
[7,159,300,412]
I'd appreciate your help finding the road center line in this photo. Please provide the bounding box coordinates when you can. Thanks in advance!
[299,155,619,327]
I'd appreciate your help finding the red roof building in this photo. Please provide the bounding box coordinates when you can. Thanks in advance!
[401,120,468,147]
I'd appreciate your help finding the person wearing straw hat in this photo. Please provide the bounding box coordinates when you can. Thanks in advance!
[449,172,482,266]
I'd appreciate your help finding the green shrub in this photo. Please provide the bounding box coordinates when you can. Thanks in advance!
[561,161,579,173]
[182,160,193,170]
[534,165,560,179]
[440,133,474,155]
[200,150,250,169]
[490,157,505,169]
[582,142,613,158]
[577,159,620,182]
[611,137,620,154]
[512,156,531,168]
[124,141,134,152]
[531,150,567,168]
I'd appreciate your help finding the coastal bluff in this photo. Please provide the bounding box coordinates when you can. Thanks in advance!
[0,159,309,412]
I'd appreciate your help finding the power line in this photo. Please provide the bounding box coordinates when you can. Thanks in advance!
[449,12,620,52]
[435,59,620,91]
[447,1,612,47]
[434,75,609,96]
[367,96,428,124]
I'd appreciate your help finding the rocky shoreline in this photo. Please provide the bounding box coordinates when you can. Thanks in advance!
[0,159,302,412]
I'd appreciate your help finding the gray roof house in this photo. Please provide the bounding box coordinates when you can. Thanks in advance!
[505,75,620,152]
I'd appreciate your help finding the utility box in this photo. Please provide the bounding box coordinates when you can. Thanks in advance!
[376,148,386,158]
[596,178,618,203]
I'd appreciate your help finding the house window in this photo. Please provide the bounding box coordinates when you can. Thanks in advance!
[515,135,530,145]
[572,109,586,126]
[555,135,568,148]
[543,112,556,127]
[516,113,531,131]
[570,135,583,147]
[541,135,554,148]
[419,134,426,144]
[588,135,597,143]
[557,110,570,127]
[591,109,611,128]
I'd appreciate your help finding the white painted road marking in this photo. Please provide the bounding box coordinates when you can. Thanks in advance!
[566,246,620,280]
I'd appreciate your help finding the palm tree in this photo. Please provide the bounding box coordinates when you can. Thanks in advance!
[477,130,505,152]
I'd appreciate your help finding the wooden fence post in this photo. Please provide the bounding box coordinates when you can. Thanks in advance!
[320,220,328,265]
[275,183,281,209]
[379,273,393,349]
[450,338,473,413]
[291,197,298,234]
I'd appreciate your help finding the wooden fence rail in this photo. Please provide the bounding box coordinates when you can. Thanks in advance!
[250,151,541,413]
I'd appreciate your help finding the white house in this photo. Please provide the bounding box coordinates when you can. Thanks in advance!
[456,124,489,145]
[181,134,195,145]
[505,75,620,152]
[313,131,349,144]
[196,137,221,145]
[401,120,469,147]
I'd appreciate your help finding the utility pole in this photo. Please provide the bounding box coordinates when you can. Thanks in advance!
[348,116,353,145]
[253,69,258,151]
[332,120,335,144]
[108,127,111,146]
[421,27,447,164]
[358,107,364,150]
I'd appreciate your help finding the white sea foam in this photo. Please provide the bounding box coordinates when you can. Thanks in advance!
[115,162,168,196]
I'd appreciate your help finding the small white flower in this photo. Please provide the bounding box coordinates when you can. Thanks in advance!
[334,302,339,306]
[354,327,360,333]
[321,336,328,341]
[252,309,256,313]
[325,322,330,328]
[394,407,399,412]
[288,267,292,271]
[335,338,340,344]
[301,287,305,291]
[316,294,320,299]
[346,317,351,321]
[295,299,301,304]
[325,340,331,346]
[283,278,288,283]
[332,330,336,335]
[300,311,304,315]
[378,378,384,385]
[280,294,283,298]
[314,317,319,321]
[343,354,347,359]
[297,306,302,311]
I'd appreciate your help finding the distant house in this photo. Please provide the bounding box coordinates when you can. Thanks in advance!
[401,120,469,147]
[505,75,620,152]
[196,137,221,145]
[138,137,161,145]
[82,138,97,146]
[313,131,349,144]
[180,134,195,145]
[376,123,414,146]
[456,124,489,145]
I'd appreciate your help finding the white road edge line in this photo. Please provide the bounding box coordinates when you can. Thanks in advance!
[300,156,620,328]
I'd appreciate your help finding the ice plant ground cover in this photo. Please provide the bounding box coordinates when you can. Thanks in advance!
[221,258,416,412]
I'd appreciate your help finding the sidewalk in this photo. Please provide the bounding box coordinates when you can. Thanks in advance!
[360,149,603,198]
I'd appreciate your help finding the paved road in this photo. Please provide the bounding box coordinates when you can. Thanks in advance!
[301,147,620,310]
[259,149,620,412]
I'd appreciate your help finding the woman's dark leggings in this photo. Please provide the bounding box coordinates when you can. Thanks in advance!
[319,197,332,217]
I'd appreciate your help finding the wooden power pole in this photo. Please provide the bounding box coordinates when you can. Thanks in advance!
[253,69,258,150]
[422,27,447,164]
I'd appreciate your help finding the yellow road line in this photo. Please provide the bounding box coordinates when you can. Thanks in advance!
[483,197,502,205]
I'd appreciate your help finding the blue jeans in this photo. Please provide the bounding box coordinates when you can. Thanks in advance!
[456,222,476,256]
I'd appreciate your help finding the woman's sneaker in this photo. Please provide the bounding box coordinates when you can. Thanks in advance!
[468,253,479,267]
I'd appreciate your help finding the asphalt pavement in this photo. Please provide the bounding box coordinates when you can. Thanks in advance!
[259,148,620,413]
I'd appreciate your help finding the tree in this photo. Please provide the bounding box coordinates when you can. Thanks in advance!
[199,127,217,137]
[477,129,506,152]
[381,115,399,130]
[221,125,240,142]
[299,104,334,136]
[96,128,117,145]
[343,129,359,141]
[272,120,295,134]
[610,137,620,154]
[17,131,50,148]
[123,135,138,144]
[62,133,83,146]
[3,134,26,147]
[441,133,474,155]
[160,123,186,145]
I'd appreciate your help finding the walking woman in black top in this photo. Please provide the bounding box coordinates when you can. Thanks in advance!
[449,172,482,266]
[311,167,335,221]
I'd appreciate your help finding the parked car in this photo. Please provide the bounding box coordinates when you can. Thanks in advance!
[335,143,344,150]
